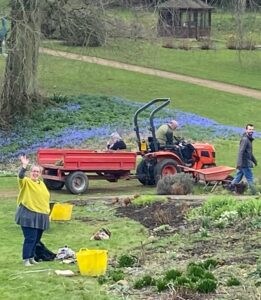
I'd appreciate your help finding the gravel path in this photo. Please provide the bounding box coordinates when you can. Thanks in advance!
[40,47,261,100]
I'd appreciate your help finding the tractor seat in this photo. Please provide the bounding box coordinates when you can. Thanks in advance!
[148,136,160,152]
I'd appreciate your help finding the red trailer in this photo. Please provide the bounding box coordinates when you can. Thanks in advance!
[37,148,137,194]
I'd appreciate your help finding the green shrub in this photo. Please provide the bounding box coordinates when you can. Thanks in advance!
[132,195,166,206]
[133,275,155,289]
[157,173,194,195]
[156,279,169,292]
[201,259,219,270]
[187,264,205,278]
[196,279,217,293]
[201,216,212,229]
[203,272,216,281]
[109,269,125,282]
[226,33,257,50]
[189,274,201,283]
[226,277,241,286]
[237,200,261,218]
[97,275,108,285]
[164,269,183,281]
[199,228,210,238]
[175,276,194,289]
[202,197,237,219]
[226,34,238,49]
[133,279,146,289]
[199,38,214,50]
[50,94,70,103]
[118,255,136,267]
[178,40,192,50]
[156,261,217,293]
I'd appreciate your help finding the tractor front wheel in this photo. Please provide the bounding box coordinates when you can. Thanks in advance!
[65,171,89,194]
[154,159,180,182]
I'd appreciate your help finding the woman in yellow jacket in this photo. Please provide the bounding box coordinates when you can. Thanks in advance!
[15,155,50,266]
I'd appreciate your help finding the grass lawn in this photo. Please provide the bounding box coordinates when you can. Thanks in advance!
[37,54,261,130]
[0,0,8,10]
[43,38,261,90]
[0,192,146,300]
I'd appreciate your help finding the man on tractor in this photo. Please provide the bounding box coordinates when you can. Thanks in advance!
[156,120,195,166]
[156,120,179,148]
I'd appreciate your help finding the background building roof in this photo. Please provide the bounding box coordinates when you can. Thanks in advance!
[158,0,213,10]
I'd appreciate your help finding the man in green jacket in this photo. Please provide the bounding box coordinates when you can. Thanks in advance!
[156,120,179,147]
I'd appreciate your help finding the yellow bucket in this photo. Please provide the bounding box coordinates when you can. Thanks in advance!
[76,249,108,276]
[50,203,73,221]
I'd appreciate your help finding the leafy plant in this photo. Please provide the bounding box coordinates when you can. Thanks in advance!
[156,279,169,292]
[108,269,125,282]
[133,275,156,289]
[118,254,136,268]
[97,275,108,285]
[200,259,219,270]
[196,279,217,293]
[198,228,210,238]
[132,195,166,206]
[188,197,261,221]
[187,264,205,278]
[164,269,182,281]
[226,277,241,286]
[201,216,212,229]
[175,276,194,289]
[203,272,216,281]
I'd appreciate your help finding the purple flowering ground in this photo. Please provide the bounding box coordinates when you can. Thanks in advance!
[0,95,259,164]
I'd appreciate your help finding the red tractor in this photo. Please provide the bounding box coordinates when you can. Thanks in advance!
[134,98,216,185]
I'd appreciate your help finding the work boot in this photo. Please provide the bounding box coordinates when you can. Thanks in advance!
[23,259,33,267]
[249,184,257,195]
[226,183,235,192]
[29,258,39,264]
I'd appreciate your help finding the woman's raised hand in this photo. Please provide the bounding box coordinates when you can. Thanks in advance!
[20,155,29,168]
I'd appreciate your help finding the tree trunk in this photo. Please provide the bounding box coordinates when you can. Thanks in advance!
[0,0,41,121]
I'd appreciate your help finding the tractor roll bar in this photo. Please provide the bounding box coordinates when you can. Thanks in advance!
[133,98,170,151]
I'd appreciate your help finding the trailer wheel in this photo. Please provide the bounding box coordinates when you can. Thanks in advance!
[136,160,155,186]
[154,159,180,183]
[44,170,65,190]
[65,172,89,194]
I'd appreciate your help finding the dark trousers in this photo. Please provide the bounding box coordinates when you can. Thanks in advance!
[21,226,43,259]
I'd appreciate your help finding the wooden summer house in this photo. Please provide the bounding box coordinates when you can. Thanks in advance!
[157,0,213,39]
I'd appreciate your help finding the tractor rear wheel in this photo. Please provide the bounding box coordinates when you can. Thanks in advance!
[44,169,65,190]
[65,171,89,194]
[136,160,155,186]
[154,159,180,182]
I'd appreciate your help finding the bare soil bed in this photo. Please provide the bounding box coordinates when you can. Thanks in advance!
[116,201,197,235]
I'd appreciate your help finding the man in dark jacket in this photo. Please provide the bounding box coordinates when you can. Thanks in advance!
[231,124,257,194]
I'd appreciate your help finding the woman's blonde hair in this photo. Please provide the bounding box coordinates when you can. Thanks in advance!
[110,132,122,140]
[30,164,43,173]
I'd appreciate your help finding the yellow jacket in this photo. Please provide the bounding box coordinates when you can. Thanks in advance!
[17,177,50,214]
